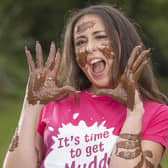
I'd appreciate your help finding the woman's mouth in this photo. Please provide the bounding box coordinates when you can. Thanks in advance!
[89,58,106,76]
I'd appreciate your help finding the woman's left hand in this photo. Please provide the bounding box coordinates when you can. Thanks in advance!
[95,45,151,110]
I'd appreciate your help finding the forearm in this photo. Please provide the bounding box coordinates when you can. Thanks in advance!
[3,97,44,168]
[109,103,148,168]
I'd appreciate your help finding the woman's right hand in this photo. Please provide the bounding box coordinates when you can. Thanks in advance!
[25,41,75,105]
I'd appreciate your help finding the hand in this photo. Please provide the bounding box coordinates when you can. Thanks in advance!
[25,41,75,105]
[95,45,151,110]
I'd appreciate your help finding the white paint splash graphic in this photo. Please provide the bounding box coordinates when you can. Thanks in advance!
[48,126,54,132]
[73,113,79,120]
[44,121,118,168]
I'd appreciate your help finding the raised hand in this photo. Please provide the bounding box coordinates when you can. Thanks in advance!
[25,41,75,105]
[95,45,151,110]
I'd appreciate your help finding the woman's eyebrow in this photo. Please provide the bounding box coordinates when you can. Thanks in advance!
[92,30,106,35]
[75,35,86,41]
[74,30,106,41]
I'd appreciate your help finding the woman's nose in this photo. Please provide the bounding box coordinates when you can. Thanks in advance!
[86,40,97,53]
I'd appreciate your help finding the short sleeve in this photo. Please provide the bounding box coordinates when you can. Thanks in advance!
[142,104,168,154]
[37,104,48,137]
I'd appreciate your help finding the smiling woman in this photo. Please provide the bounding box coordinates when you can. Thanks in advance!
[3,3,168,168]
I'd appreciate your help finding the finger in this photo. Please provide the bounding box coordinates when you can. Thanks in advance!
[27,73,35,91]
[53,48,61,77]
[95,88,125,104]
[134,57,151,81]
[25,46,35,72]
[36,86,75,104]
[45,41,56,69]
[36,41,44,68]
[43,86,76,100]
[127,45,142,70]
[95,88,113,96]
[134,89,142,108]
[127,87,135,110]
[132,49,151,73]
[58,85,76,94]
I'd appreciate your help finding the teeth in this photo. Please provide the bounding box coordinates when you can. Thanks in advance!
[90,59,102,64]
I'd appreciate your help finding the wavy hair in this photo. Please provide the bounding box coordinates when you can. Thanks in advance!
[58,4,168,105]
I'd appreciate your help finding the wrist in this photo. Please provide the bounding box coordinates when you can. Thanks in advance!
[21,97,44,117]
[23,96,44,108]
[121,112,142,134]
[18,97,44,130]
[127,101,144,117]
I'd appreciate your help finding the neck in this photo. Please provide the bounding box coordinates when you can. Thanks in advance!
[88,84,112,94]
[87,85,97,94]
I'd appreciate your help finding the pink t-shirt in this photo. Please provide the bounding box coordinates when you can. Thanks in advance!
[37,90,168,168]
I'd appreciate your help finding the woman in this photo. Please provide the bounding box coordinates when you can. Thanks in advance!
[3,4,168,168]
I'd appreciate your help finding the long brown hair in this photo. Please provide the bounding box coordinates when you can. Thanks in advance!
[58,4,168,105]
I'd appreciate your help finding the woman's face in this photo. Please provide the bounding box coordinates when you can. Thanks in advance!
[73,14,115,91]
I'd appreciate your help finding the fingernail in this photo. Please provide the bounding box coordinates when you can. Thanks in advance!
[92,95,98,97]
[56,48,60,56]
[144,48,151,54]
[25,50,30,56]
[147,57,151,62]
[51,41,55,47]
[36,40,39,44]
[25,47,29,53]
[137,45,142,48]
[75,90,81,93]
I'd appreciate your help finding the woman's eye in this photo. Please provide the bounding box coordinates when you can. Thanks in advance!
[75,40,86,46]
[96,35,108,39]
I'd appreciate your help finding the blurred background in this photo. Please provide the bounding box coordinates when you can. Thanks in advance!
[0,0,168,167]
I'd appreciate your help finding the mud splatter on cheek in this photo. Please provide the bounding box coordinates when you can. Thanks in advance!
[76,51,88,67]
[98,46,115,60]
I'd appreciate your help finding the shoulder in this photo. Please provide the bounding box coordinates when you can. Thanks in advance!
[142,98,168,149]
[143,98,168,118]
[142,98,168,128]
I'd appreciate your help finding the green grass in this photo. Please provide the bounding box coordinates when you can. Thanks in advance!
[162,150,168,168]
